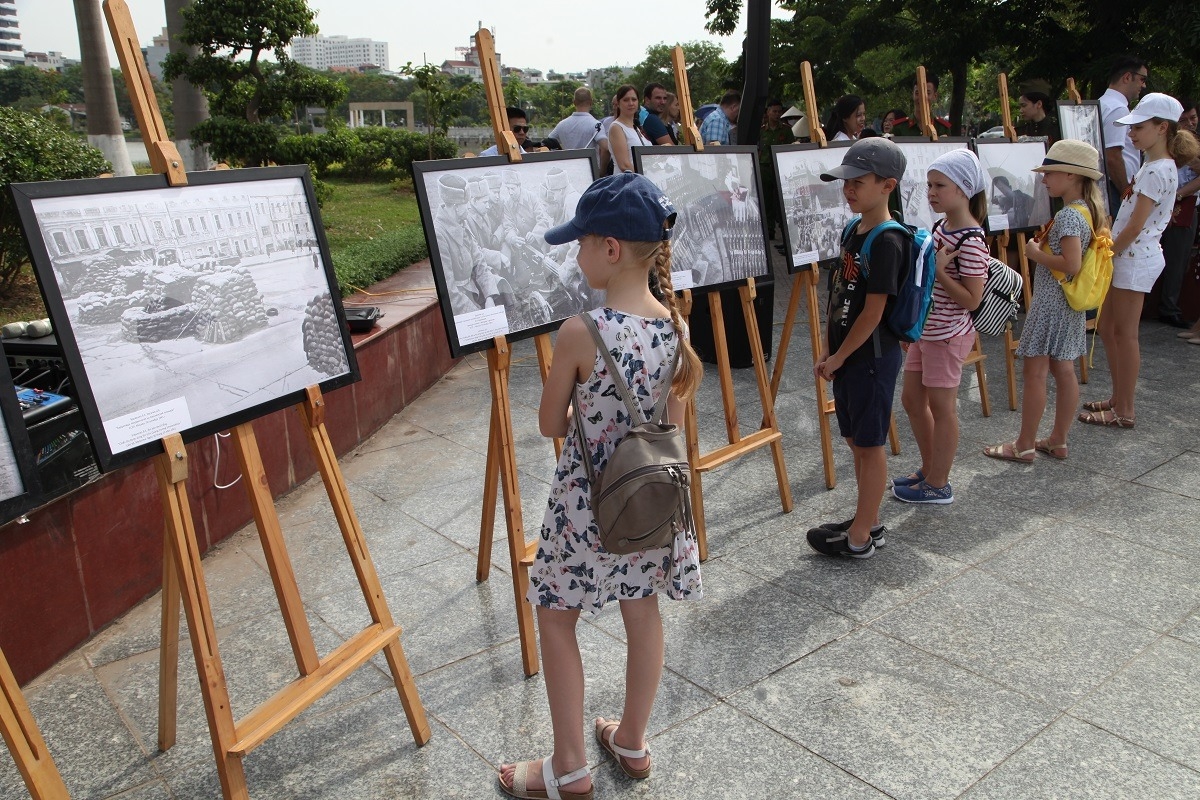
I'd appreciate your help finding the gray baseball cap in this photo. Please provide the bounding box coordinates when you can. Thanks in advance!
[820,137,907,182]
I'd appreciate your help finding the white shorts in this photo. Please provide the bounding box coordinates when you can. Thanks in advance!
[1111,256,1165,293]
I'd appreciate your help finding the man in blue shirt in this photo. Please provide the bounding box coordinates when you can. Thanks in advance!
[637,83,674,145]
[700,91,741,146]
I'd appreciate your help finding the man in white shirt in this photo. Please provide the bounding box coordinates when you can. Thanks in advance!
[1099,56,1148,212]
[549,88,600,150]
[480,107,530,157]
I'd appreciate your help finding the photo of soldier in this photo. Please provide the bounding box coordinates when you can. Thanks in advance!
[415,154,600,355]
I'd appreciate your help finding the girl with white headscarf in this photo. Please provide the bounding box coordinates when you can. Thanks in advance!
[893,148,989,504]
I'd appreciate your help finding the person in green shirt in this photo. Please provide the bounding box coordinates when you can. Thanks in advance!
[890,76,952,138]
[759,98,796,240]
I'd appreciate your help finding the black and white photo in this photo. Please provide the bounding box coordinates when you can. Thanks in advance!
[10,166,358,471]
[976,139,1052,233]
[773,142,855,271]
[414,151,598,358]
[635,146,771,291]
[894,139,971,231]
[1057,102,1110,216]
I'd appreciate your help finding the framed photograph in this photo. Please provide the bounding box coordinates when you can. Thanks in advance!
[0,358,42,527]
[1057,101,1110,217]
[634,145,771,292]
[413,150,599,358]
[772,142,855,272]
[893,138,972,231]
[10,166,359,472]
[975,139,1053,234]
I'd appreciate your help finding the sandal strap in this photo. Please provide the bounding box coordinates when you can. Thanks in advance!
[605,725,647,760]
[543,756,590,799]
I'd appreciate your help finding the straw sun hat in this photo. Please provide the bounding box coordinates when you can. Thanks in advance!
[1031,139,1103,180]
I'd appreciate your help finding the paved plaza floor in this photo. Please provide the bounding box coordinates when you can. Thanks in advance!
[5,257,1200,799]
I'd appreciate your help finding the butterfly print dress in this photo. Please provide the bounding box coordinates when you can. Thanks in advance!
[528,308,703,613]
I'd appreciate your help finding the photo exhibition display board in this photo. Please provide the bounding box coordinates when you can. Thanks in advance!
[10,166,359,472]
[772,142,855,271]
[0,357,41,526]
[413,150,599,358]
[1057,101,1111,217]
[635,146,771,292]
[976,139,1053,234]
[892,138,971,232]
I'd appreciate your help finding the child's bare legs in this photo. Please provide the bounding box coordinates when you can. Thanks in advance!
[500,606,591,795]
[1047,357,1079,444]
[901,371,932,478]
[1017,356,1050,451]
[848,440,887,546]
[922,386,958,487]
[1097,288,1144,419]
[597,595,661,772]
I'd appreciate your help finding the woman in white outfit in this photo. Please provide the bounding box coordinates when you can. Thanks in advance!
[607,84,650,173]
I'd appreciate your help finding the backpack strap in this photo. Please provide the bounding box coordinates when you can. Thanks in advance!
[858,219,908,275]
[571,312,680,485]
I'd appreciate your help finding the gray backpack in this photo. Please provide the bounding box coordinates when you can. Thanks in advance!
[572,313,692,554]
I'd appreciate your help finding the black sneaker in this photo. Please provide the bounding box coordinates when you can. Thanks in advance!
[806,526,876,558]
[814,519,887,547]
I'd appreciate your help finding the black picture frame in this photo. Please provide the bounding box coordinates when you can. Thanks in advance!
[634,145,772,293]
[9,165,360,472]
[892,138,973,231]
[771,141,855,272]
[413,150,600,359]
[1056,101,1111,217]
[974,139,1053,235]
[0,356,45,527]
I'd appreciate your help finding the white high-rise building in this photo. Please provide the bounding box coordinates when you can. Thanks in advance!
[0,2,24,68]
[290,35,388,71]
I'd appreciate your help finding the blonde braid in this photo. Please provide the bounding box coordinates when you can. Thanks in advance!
[653,240,704,400]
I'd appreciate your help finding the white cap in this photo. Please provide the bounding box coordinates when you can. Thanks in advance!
[1116,92,1184,125]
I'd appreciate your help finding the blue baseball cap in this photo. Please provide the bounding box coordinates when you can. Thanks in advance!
[544,172,676,245]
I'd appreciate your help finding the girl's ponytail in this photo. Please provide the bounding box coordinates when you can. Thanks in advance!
[968,190,988,226]
[652,242,704,401]
[1079,176,1109,235]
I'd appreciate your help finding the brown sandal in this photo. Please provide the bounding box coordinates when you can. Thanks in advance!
[1081,399,1113,412]
[595,718,651,780]
[984,441,1036,463]
[1035,439,1069,460]
[1078,409,1135,428]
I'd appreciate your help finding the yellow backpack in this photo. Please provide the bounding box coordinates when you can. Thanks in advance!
[1045,203,1114,312]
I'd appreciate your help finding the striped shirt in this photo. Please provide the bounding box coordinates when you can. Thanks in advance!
[923,224,988,340]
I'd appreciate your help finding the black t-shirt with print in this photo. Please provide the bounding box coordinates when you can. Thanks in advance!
[828,223,906,364]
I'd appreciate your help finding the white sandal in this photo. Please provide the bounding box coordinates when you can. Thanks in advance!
[500,756,593,800]
[595,718,652,779]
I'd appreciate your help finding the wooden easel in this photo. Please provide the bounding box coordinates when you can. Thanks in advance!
[996,73,1030,409]
[1,648,70,799]
[671,46,792,558]
[469,27,563,677]
[916,66,992,416]
[768,62,902,489]
[1064,76,1094,384]
[103,5,430,799]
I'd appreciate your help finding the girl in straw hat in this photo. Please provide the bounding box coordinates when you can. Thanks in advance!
[985,139,1107,462]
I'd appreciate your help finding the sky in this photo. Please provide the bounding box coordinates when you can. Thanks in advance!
[14,1,784,75]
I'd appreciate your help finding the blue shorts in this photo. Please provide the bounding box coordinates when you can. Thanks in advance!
[832,346,903,447]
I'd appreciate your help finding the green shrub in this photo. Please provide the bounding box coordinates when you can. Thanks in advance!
[331,225,428,296]
[192,117,280,167]
[0,107,110,292]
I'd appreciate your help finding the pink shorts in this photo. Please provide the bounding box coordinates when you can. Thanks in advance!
[904,333,975,388]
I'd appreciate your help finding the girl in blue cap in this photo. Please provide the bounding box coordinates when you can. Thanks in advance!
[498,172,703,800]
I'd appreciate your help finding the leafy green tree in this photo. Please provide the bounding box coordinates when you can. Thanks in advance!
[0,108,109,292]
[401,62,480,151]
[628,42,732,107]
[162,0,347,165]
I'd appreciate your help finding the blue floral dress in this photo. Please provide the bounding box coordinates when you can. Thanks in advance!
[528,308,703,613]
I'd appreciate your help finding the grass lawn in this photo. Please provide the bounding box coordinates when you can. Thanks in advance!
[0,176,424,326]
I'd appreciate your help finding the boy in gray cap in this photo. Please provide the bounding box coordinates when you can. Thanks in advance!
[808,137,909,558]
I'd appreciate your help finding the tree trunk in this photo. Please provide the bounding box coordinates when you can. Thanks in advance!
[949,61,968,137]
[165,0,212,170]
[73,0,135,175]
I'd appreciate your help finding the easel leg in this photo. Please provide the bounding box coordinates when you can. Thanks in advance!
[740,283,792,513]
[888,414,901,455]
[707,292,740,444]
[477,406,500,583]
[805,272,837,489]
[0,646,70,800]
[157,537,179,752]
[767,276,804,404]
[1005,325,1019,410]
[298,389,431,745]
[487,340,539,677]
[533,333,563,459]
[973,333,991,417]
[155,437,248,800]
